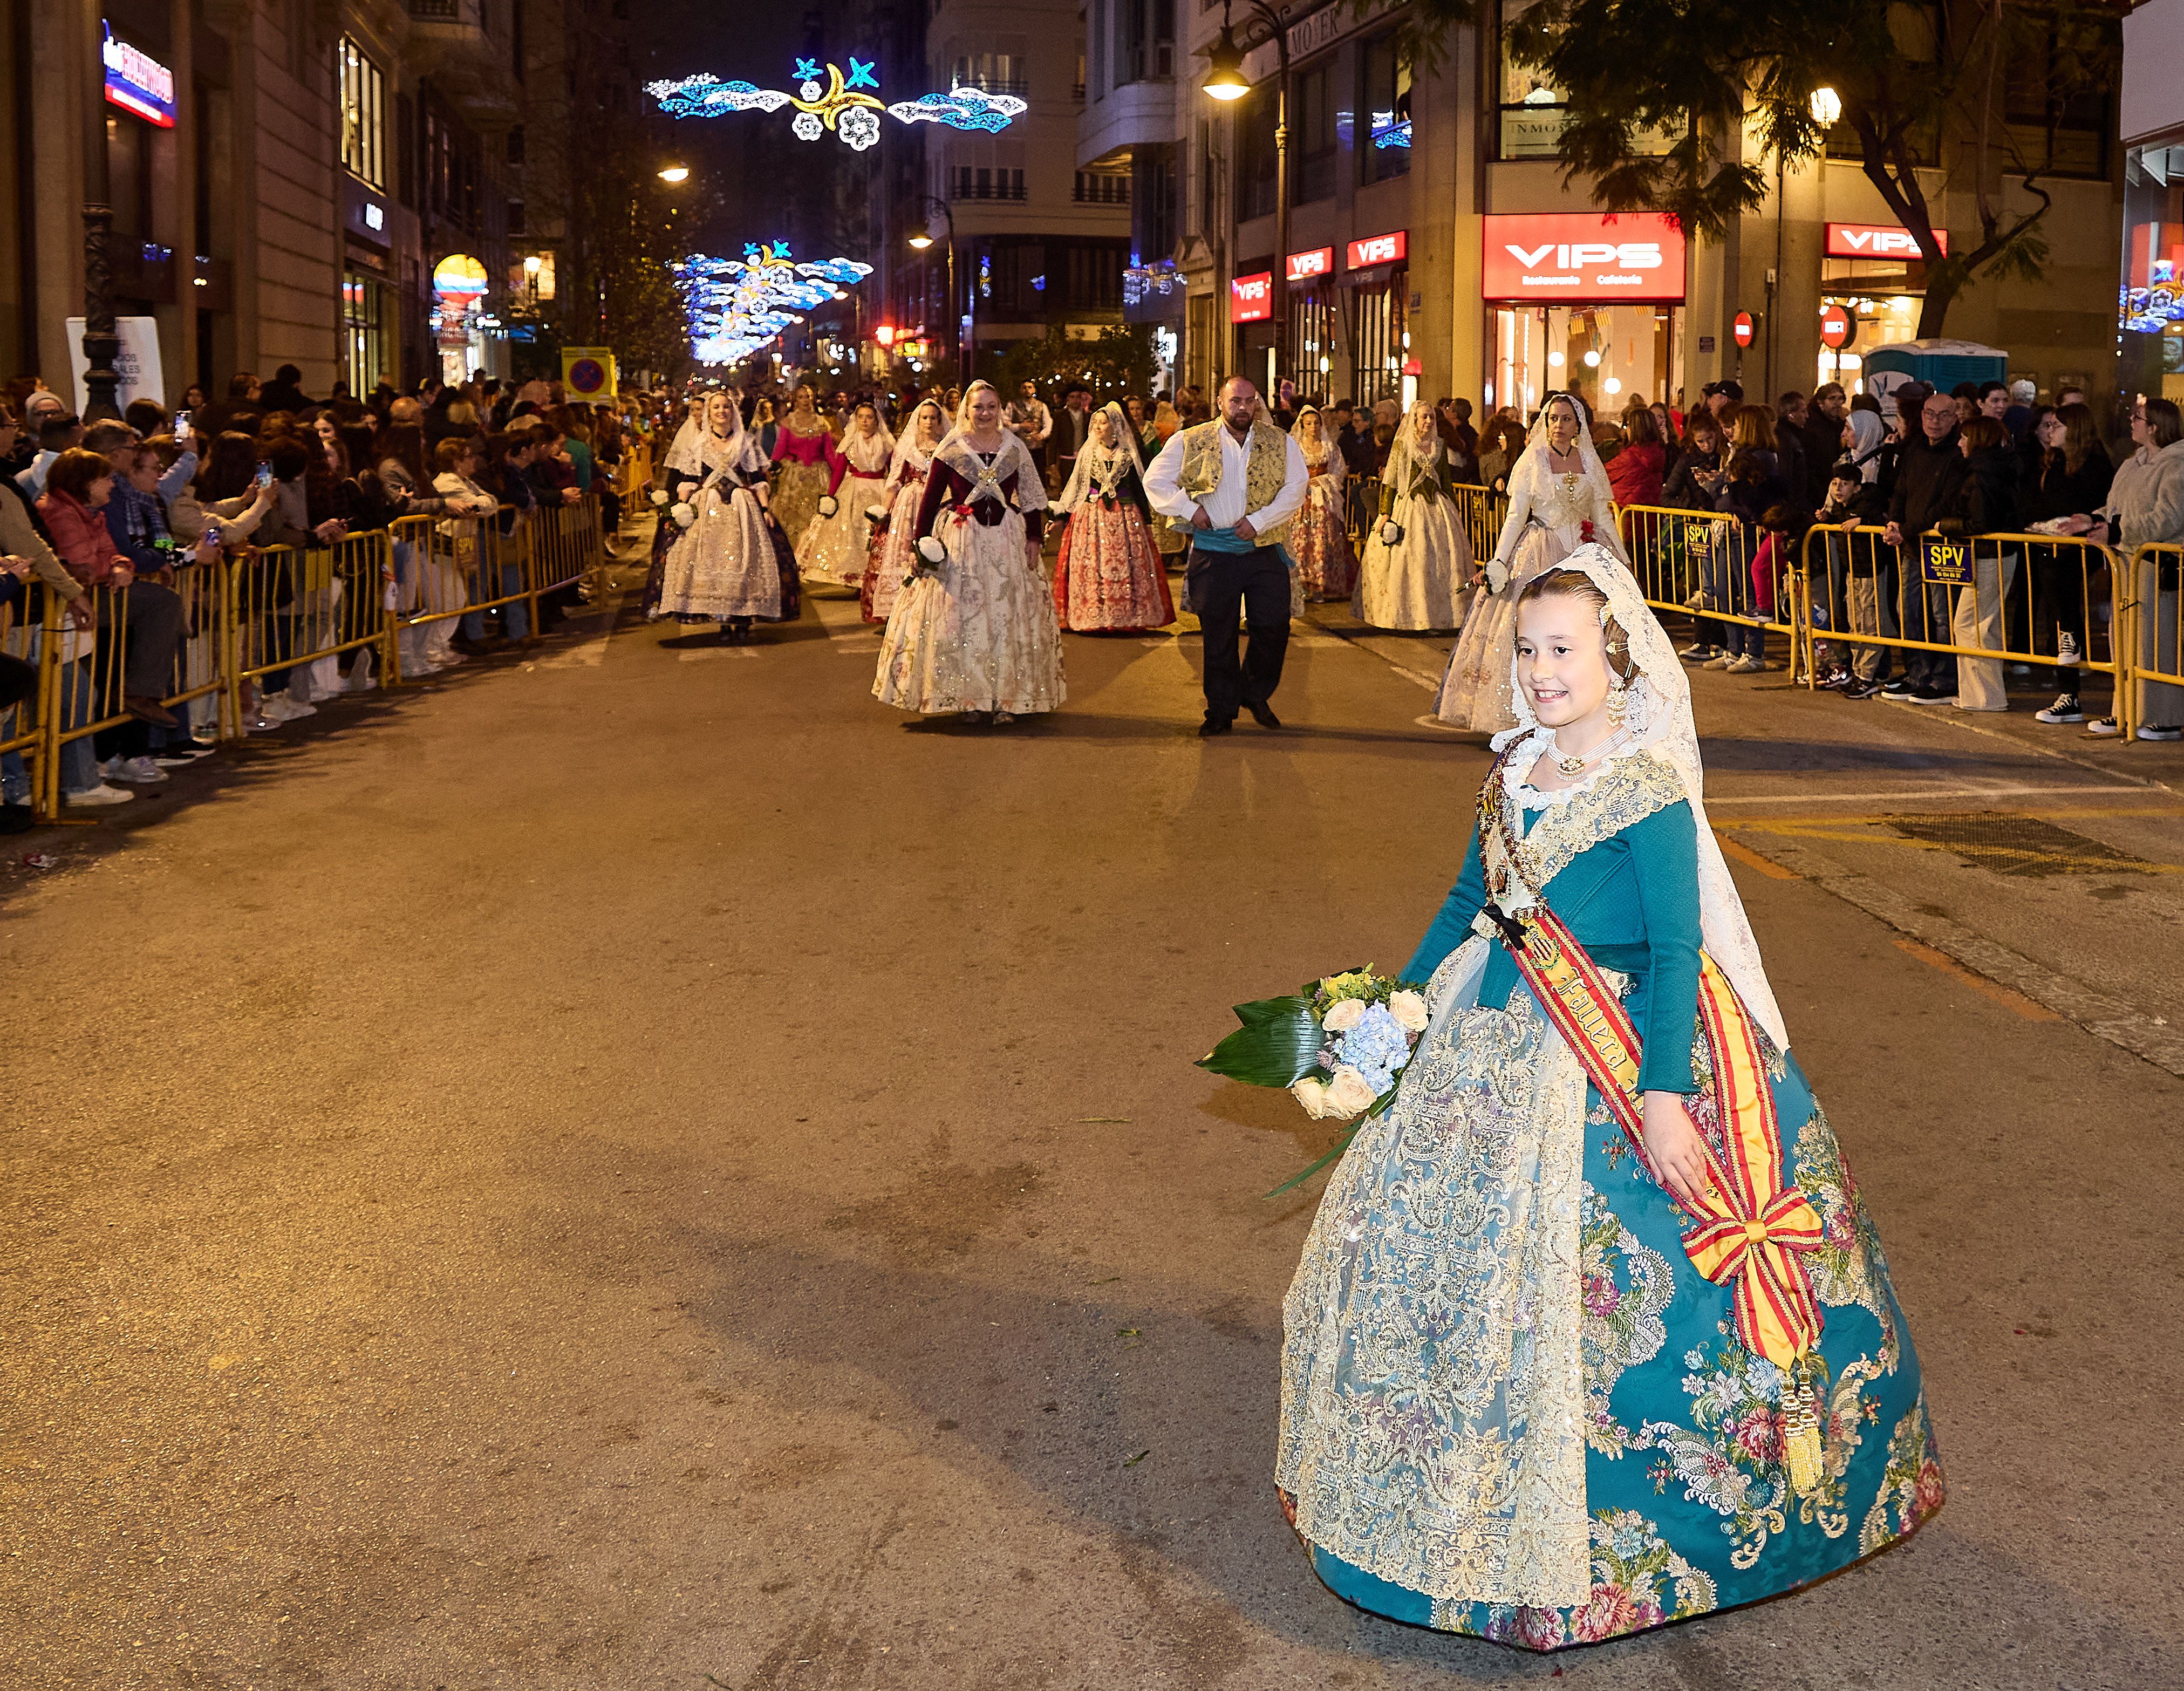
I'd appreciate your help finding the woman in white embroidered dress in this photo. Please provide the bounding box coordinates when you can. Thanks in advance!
[798,399,893,588]
[861,398,946,625]
[873,381,1065,725]
[1277,546,1939,1649]
[1049,402,1173,632]
[650,390,797,644]
[1287,406,1359,602]
[1354,401,1472,630]
[1435,392,1625,730]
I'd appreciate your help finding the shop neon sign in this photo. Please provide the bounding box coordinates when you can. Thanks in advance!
[647,57,1026,151]
[103,24,175,128]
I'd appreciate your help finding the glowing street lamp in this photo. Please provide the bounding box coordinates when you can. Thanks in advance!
[907,233,933,250]
[1201,24,1249,100]
[658,163,691,183]
[1809,86,1842,127]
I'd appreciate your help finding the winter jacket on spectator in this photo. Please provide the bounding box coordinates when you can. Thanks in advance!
[1772,422,1810,514]
[2024,443,2115,528]
[1888,426,1967,537]
[1937,441,2023,538]
[105,477,178,573]
[0,475,84,604]
[1714,451,1791,527]
[379,456,453,519]
[2099,438,2184,549]
[1800,411,1847,506]
[37,488,125,586]
[1662,444,1729,510]
[1606,439,1665,508]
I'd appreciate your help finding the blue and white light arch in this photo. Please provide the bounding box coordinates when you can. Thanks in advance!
[677,243,876,366]
[646,57,1027,151]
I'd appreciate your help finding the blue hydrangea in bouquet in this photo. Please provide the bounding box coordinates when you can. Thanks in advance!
[1197,967,1430,1195]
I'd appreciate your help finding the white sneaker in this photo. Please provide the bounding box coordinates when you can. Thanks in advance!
[2056,632,2081,666]
[2137,724,2183,742]
[244,714,281,733]
[1702,653,1735,671]
[2085,717,2123,738]
[107,756,169,783]
[67,781,134,806]
[262,695,317,721]
[344,667,378,693]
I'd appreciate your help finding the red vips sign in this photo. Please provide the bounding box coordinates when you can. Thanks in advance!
[1287,246,1335,282]
[1825,221,1946,258]
[1346,230,1407,270]
[1481,213,1687,302]
[1230,271,1274,323]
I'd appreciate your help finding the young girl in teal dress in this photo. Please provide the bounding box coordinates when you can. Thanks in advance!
[1275,543,1942,1649]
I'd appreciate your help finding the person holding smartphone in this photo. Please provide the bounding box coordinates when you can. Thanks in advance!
[1661,412,1733,660]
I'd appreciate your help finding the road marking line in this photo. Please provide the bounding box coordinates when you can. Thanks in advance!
[1753,836,2184,1076]
[1889,937,2062,1021]
[1715,834,1799,879]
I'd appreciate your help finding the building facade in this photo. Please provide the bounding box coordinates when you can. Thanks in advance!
[917,0,1130,383]
[1133,0,2123,416]
[2,0,633,410]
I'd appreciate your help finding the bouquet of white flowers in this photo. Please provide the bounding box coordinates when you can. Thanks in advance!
[1199,966,1429,1195]
[817,493,840,519]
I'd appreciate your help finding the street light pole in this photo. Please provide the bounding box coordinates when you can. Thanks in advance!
[79,0,121,421]
[1203,0,1291,399]
[909,196,963,385]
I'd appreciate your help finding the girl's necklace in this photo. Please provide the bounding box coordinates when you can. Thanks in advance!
[1551,725,1629,779]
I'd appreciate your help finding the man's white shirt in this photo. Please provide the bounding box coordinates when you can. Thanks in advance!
[1143,424,1309,533]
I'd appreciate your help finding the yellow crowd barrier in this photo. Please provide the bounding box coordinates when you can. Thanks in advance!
[0,499,609,821]
[2117,542,2184,738]
[1617,504,1809,677]
[1793,524,2124,720]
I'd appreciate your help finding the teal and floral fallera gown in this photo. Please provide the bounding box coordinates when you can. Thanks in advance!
[1276,748,1942,1651]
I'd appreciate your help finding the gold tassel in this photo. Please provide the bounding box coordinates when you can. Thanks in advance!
[1783,1361,1823,1497]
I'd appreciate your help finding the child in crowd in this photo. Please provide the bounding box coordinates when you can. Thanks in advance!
[1813,462,1891,695]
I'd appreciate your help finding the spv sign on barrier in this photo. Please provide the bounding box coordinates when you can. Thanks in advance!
[1919,536,1973,587]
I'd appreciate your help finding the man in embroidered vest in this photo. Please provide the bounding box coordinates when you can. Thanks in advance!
[1144,376,1308,735]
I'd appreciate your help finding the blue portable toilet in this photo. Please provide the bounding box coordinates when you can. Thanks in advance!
[1861,339,2008,421]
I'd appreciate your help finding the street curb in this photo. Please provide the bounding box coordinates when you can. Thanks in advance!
[1741,835,2184,1079]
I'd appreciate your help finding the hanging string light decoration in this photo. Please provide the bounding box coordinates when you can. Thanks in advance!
[677,243,876,366]
[645,57,1026,150]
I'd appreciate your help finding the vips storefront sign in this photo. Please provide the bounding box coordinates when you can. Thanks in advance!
[1826,221,1947,259]
[1481,213,1686,301]
[1286,247,1335,283]
[1230,270,1274,323]
[103,23,175,128]
[1346,230,1407,270]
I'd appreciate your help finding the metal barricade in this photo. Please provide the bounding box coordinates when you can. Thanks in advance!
[385,509,524,680]
[1451,483,1507,570]
[1619,504,1806,676]
[226,532,393,720]
[43,556,235,811]
[530,497,606,604]
[2120,542,2184,736]
[1796,524,2124,720]
[0,588,56,817]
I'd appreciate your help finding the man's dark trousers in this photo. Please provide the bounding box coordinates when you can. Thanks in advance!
[1188,543,1289,723]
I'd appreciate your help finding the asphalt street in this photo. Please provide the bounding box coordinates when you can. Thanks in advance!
[8,562,2183,1690]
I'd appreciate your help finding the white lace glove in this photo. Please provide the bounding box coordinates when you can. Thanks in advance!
[670,502,695,529]
[1486,556,1510,594]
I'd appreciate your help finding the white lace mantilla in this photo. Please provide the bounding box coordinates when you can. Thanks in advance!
[1278,940,1592,1608]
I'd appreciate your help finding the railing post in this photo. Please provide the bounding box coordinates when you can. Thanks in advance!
[35,590,63,820]
[380,529,402,688]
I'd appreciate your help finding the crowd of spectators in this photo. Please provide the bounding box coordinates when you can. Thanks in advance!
[0,365,640,824]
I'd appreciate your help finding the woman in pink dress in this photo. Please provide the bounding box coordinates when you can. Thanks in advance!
[1288,406,1359,601]
[770,385,835,552]
[861,398,946,624]
[1049,402,1174,632]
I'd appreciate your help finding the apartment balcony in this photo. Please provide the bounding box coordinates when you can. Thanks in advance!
[1076,76,1177,173]
[405,0,520,126]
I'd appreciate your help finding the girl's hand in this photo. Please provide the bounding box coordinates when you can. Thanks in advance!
[1641,1090,1714,1213]
[0,554,30,579]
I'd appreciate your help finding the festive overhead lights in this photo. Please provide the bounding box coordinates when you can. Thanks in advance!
[646,57,1025,149]
[675,242,875,366]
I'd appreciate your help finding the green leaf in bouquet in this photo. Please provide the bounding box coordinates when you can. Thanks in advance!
[1197,995,1322,1088]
